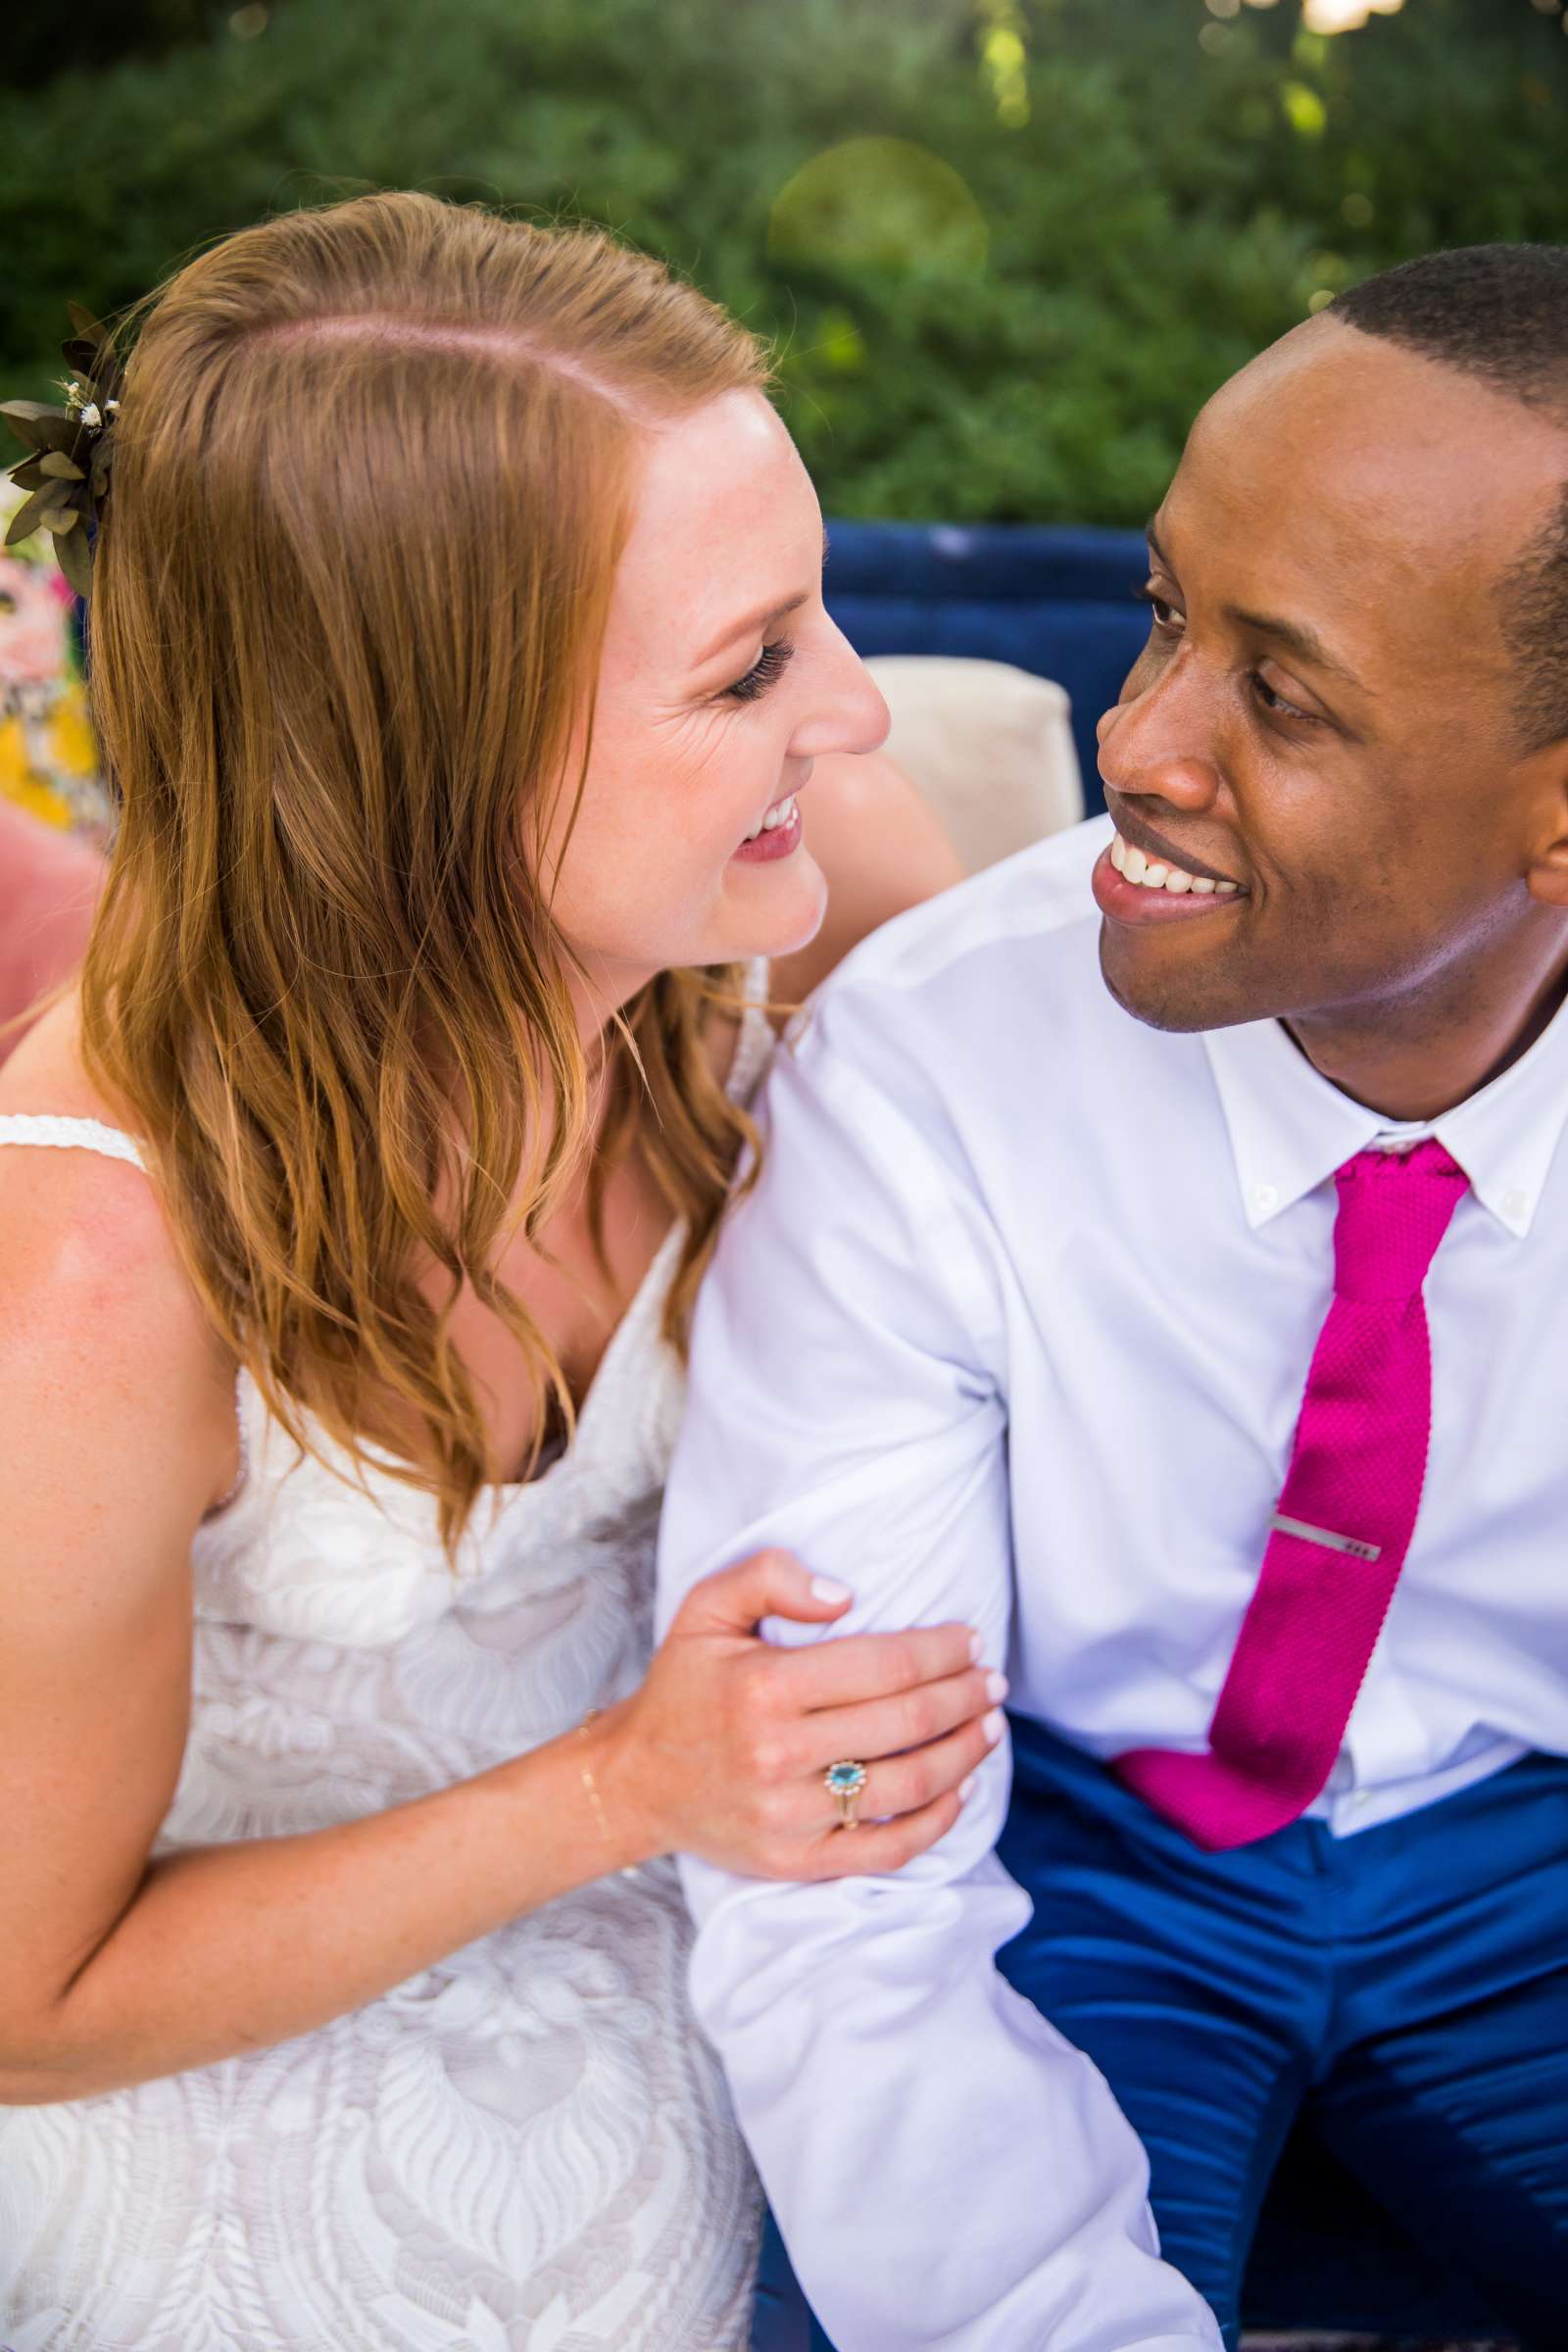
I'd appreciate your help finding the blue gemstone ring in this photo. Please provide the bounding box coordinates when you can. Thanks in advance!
[824,1759,869,1828]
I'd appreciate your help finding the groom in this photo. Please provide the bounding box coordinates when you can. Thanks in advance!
[658,243,1568,2352]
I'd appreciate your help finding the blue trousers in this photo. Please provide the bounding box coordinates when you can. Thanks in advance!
[754,1725,1568,2350]
[995,1719,1568,2350]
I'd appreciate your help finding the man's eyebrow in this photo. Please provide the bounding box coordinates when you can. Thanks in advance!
[1224,606,1372,696]
[692,527,831,669]
[1144,519,1371,697]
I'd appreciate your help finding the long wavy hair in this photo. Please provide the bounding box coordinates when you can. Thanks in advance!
[78,191,771,1556]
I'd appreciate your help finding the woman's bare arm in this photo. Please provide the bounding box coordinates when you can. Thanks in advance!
[0,1131,996,2107]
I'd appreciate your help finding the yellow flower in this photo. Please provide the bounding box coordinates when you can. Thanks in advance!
[0,712,77,828]
[0,711,30,794]
[45,685,98,777]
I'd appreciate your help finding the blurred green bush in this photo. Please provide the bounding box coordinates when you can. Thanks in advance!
[1,0,1563,525]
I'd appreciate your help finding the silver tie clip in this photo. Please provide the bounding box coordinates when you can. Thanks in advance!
[1267,1511,1382,1563]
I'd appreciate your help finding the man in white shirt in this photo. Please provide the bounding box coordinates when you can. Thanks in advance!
[658,243,1568,2352]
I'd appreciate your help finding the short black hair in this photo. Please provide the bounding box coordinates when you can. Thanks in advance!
[1330,244,1568,752]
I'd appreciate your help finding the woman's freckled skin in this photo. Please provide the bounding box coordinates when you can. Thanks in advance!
[536,390,889,1035]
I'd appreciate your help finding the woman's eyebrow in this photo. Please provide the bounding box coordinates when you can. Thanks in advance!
[692,587,811,668]
[690,527,831,669]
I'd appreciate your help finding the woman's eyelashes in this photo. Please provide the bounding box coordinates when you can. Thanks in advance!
[722,638,795,704]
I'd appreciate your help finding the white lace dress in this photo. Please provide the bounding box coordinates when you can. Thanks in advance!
[0,967,772,2352]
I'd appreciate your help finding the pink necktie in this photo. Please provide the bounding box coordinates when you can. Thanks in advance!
[1117,1139,1469,1852]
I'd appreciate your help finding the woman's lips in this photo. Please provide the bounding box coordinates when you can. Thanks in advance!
[733,798,803,862]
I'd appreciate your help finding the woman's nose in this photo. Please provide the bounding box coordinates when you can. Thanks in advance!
[795,637,891,761]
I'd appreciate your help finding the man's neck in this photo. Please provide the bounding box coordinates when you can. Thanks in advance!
[1284,929,1568,1125]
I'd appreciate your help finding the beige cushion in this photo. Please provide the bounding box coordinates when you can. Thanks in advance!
[863,655,1083,876]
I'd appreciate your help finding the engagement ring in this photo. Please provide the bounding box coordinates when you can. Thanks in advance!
[824,1759,868,1829]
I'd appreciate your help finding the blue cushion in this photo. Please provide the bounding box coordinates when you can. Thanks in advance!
[823,519,1152,816]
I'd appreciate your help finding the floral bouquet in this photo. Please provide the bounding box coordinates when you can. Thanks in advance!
[0,478,109,839]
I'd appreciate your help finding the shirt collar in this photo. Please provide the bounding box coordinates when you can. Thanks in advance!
[1201,991,1568,1241]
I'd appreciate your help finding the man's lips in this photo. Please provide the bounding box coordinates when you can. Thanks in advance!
[1101,793,1246,892]
[1092,845,1241,925]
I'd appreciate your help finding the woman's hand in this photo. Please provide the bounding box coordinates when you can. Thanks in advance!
[597,1548,1004,1879]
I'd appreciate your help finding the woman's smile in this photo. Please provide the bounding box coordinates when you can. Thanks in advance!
[733,789,803,861]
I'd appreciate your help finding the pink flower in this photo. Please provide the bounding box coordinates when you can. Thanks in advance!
[0,554,70,688]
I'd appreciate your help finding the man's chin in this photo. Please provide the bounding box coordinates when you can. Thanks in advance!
[1097,922,1255,1036]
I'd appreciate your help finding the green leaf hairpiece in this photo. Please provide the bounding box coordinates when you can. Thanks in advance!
[2,303,125,600]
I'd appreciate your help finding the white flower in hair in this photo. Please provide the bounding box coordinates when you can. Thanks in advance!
[3,302,126,599]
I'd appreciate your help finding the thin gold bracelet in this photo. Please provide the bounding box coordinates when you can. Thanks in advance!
[575,1707,615,1852]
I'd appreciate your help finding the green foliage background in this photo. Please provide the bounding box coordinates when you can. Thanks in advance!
[1,0,1564,525]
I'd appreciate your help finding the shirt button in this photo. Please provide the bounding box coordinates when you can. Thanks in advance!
[1251,1182,1280,1216]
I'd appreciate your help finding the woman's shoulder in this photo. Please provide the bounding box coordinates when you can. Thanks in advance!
[766,749,963,1018]
[0,991,237,1505]
[1,987,106,1115]
[0,991,160,1256]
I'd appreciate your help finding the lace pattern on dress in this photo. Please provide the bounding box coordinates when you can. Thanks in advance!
[0,959,775,2350]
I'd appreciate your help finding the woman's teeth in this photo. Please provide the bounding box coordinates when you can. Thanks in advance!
[1109,831,1238,896]
[743,793,798,844]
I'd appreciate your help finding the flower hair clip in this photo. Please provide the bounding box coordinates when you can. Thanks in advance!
[2,304,125,600]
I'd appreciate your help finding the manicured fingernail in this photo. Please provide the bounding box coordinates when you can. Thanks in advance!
[967,1628,984,1661]
[810,1575,853,1603]
[983,1709,1004,1744]
[959,1775,976,1801]
[985,1671,1008,1703]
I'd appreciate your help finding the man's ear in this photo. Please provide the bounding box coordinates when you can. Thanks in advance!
[1523,743,1568,911]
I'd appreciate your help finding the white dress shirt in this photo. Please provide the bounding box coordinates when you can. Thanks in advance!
[657,813,1568,2352]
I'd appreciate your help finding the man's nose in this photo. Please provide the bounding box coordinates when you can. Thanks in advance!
[1096,664,1223,813]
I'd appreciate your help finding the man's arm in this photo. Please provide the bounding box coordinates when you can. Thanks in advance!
[659,981,1222,2352]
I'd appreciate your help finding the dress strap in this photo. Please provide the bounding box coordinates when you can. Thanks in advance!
[0,1112,146,1171]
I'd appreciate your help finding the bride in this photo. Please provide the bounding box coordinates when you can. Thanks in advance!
[0,192,998,2350]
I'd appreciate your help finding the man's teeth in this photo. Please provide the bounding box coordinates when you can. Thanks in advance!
[1109,831,1238,896]
[744,793,798,844]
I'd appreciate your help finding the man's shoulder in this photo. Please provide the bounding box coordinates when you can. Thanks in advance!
[819,815,1112,1016]
[769,813,1222,1242]
[782,815,1144,1140]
